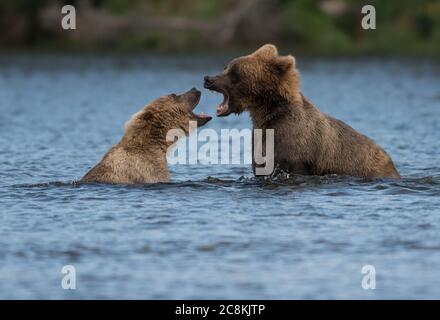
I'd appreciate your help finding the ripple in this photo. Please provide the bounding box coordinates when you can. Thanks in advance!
[2,56,440,299]
[6,173,440,195]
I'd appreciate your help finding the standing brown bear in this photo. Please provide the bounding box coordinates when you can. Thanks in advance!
[204,44,400,179]
[81,88,211,184]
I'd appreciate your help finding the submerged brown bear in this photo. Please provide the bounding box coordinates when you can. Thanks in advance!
[81,88,211,184]
[204,44,400,179]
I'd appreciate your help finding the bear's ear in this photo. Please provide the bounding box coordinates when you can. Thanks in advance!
[271,55,296,74]
[254,44,279,59]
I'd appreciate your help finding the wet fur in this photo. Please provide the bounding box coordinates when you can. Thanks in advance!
[81,91,206,184]
[206,44,400,179]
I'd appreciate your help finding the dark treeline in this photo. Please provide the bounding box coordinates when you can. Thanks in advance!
[1,0,439,54]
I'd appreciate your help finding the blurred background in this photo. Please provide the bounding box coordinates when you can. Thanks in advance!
[2,0,440,300]
[1,0,440,55]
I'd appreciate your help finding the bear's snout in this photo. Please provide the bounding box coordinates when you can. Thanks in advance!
[204,76,217,89]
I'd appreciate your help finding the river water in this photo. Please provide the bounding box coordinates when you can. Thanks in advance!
[0,54,439,299]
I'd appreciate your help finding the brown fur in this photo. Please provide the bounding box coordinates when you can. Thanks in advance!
[204,44,400,179]
[81,89,211,184]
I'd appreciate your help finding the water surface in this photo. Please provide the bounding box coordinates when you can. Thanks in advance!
[0,54,439,299]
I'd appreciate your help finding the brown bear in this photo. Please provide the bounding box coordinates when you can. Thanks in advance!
[81,88,211,184]
[204,44,400,179]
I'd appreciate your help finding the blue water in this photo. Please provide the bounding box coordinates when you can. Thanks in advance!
[0,54,439,299]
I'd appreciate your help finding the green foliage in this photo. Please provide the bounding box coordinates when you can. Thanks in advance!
[101,0,141,14]
[1,0,439,55]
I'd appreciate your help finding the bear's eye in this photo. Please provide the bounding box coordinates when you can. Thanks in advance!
[229,66,240,84]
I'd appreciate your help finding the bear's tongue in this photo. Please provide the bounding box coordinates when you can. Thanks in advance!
[216,93,230,116]
[194,112,211,119]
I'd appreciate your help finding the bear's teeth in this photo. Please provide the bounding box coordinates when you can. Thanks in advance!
[216,103,229,115]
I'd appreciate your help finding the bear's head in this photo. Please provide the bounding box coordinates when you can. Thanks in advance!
[123,88,211,148]
[204,44,299,117]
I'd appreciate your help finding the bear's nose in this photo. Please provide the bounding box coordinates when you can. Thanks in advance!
[204,76,214,88]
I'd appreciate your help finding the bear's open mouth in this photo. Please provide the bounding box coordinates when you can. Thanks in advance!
[191,110,212,127]
[216,90,231,117]
[206,88,231,117]
[189,99,212,126]
[203,78,231,117]
[185,88,212,124]
[191,112,212,120]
